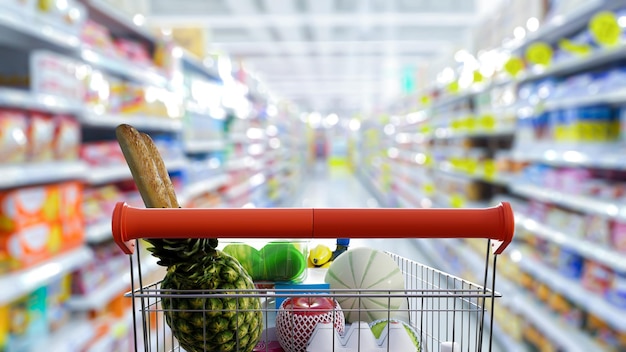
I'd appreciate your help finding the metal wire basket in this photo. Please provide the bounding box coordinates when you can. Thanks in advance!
[112,202,515,352]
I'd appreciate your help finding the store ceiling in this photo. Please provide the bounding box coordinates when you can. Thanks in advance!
[147,0,482,116]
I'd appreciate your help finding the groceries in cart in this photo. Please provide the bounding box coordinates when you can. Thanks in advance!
[222,241,307,282]
[112,124,514,351]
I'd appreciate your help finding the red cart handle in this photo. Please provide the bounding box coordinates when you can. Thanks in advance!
[112,202,514,255]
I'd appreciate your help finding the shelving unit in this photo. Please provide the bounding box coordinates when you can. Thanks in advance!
[353,2,626,350]
[0,161,87,189]
[183,139,227,154]
[79,48,171,89]
[515,213,626,271]
[0,9,81,50]
[31,319,96,352]
[66,256,159,311]
[442,239,605,352]
[0,2,309,351]
[0,87,82,114]
[515,249,626,331]
[0,247,93,304]
[511,183,626,219]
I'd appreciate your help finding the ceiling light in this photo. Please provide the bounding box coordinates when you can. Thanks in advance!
[514,26,526,40]
[325,113,339,126]
[172,47,183,58]
[133,14,145,26]
[526,17,540,32]
[384,124,395,136]
[348,119,361,131]
[454,49,469,62]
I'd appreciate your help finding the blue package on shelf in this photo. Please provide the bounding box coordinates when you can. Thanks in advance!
[557,248,585,279]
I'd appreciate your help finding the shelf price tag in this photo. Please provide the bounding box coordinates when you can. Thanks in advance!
[447,81,460,93]
[479,114,496,131]
[422,183,435,195]
[504,56,524,77]
[450,194,465,208]
[473,70,484,83]
[483,160,497,180]
[525,42,553,67]
[466,159,478,175]
[466,116,476,131]
[420,124,432,135]
[589,11,621,47]
[558,38,592,56]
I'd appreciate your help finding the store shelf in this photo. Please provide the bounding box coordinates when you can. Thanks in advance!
[0,87,82,113]
[510,145,626,170]
[32,319,96,352]
[80,0,159,44]
[516,249,626,331]
[519,45,626,83]
[511,183,626,219]
[80,48,171,88]
[0,161,87,189]
[543,88,626,110]
[432,126,516,140]
[0,9,81,51]
[511,0,626,52]
[0,246,93,304]
[79,111,183,131]
[226,156,255,170]
[446,239,604,352]
[394,180,434,209]
[86,158,186,185]
[184,139,227,153]
[86,164,132,184]
[436,165,512,187]
[427,239,528,352]
[224,172,266,200]
[512,292,604,352]
[86,221,112,243]
[181,51,221,82]
[515,213,626,272]
[66,256,159,311]
[179,173,229,205]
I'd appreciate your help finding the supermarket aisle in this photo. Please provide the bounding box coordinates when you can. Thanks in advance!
[290,161,436,266]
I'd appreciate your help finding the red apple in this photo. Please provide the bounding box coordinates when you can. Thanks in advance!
[286,297,335,313]
[275,296,345,352]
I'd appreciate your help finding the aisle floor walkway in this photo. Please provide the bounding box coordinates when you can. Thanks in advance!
[289,161,435,268]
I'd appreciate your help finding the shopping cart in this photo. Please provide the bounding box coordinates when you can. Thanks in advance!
[111,201,514,352]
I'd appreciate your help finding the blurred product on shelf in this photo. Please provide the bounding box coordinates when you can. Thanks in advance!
[81,20,117,56]
[71,241,128,296]
[0,286,47,352]
[82,183,141,226]
[0,181,83,273]
[80,141,126,167]
[0,49,85,101]
[0,109,81,164]
[80,136,183,168]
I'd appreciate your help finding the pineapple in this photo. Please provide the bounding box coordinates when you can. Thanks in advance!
[116,124,263,352]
